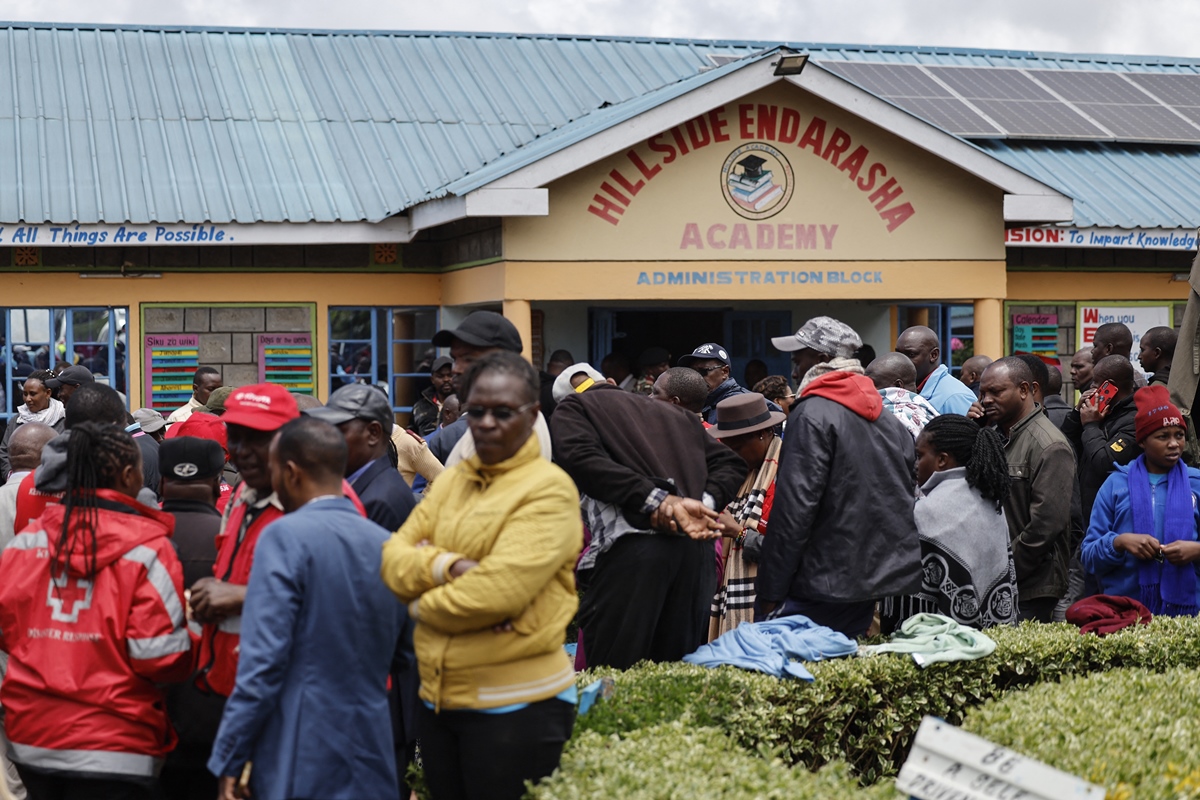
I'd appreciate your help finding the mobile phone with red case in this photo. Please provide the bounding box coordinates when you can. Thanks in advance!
[1094,380,1118,414]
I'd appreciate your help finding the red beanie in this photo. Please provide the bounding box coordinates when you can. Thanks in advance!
[1134,385,1184,443]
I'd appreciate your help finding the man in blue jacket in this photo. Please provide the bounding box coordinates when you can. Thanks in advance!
[208,417,404,800]
[896,325,977,416]
[305,382,419,797]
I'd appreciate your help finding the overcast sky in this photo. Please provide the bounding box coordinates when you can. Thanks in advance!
[2,0,1199,60]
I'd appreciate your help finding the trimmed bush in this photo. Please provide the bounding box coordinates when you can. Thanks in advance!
[964,666,1200,799]
[527,720,899,799]
[574,617,1200,782]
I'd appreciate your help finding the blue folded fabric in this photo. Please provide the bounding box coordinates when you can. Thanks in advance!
[682,615,857,680]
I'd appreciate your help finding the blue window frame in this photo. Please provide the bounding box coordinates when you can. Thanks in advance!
[329,306,439,418]
[2,307,127,421]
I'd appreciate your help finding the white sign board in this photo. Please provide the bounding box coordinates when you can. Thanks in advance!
[1077,305,1172,376]
[898,717,1105,800]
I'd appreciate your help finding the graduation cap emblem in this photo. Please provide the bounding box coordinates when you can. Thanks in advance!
[720,144,794,220]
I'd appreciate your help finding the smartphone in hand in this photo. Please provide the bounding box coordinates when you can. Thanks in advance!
[1094,380,1118,415]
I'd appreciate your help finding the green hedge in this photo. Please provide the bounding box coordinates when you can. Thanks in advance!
[964,666,1200,799]
[527,720,898,800]
[573,617,1200,783]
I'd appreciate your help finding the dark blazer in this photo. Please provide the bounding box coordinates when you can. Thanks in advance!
[352,456,417,533]
[350,456,419,759]
[208,499,404,798]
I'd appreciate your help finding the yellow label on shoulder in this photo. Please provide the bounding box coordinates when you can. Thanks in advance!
[1111,439,1125,452]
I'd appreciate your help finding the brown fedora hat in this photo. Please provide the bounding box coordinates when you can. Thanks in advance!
[709,392,787,438]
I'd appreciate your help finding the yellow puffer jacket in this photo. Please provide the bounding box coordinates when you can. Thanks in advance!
[381,434,582,710]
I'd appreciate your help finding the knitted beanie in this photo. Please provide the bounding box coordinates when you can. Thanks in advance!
[1134,384,1184,443]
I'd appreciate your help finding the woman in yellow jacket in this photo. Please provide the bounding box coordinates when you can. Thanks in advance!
[381,351,582,800]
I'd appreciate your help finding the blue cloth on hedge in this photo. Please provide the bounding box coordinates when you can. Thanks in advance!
[1129,455,1199,616]
[858,613,995,667]
[1083,462,1200,612]
[682,614,857,680]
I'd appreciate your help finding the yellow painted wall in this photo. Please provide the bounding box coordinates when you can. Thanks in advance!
[1007,271,1189,301]
[505,83,1004,263]
[443,260,1006,303]
[1,271,441,403]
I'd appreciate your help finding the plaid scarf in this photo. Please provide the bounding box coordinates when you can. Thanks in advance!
[710,436,782,640]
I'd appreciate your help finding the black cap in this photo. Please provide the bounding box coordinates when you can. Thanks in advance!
[678,343,731,368]
[304,383,394,435]
[46,365,95,389]
[431,356,454,373]
[431,311,522,352]
[159,436,225,481]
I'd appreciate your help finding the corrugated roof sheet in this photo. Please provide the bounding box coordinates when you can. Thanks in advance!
[978,140,1200,228]
[4,22,1200,226]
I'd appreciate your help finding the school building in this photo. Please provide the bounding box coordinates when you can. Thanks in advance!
[3,23,1199,420]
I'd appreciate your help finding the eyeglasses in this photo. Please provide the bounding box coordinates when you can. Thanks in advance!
[464,402,537,422]
[693,366,726,376]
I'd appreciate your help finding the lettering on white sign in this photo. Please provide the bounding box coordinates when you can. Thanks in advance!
[1006,227,1199,251]
[897,717,1104,800]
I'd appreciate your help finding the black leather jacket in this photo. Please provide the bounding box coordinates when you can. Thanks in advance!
[757,394,922,605]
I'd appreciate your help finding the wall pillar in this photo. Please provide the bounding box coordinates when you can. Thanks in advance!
[503,299,533,362]
[974,298,1003,359]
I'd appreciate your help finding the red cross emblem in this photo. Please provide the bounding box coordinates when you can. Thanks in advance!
[46,573,93,623]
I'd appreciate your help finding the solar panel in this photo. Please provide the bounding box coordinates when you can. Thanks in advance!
[820,62,1000,136]
[892,97,1002,135]
[970,99,1108,138]
[823,62,953,98]
[1119,73,1200,107]
[1029,70,1154,104]
[819,60,1200,143]
[927,67,1056,101]
[1075,103,1200,141]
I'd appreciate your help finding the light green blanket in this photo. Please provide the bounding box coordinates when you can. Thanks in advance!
[859,612,996,667]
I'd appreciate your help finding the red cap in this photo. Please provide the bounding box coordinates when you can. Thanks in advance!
[169,412,228,456]
[221,384,300,431]
[1134,385,1184,443]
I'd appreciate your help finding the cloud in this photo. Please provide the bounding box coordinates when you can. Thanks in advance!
[5,0,1200,59]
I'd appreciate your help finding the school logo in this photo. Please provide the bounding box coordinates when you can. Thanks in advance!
[720,143,794,220]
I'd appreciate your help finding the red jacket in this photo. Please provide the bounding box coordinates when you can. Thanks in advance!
[0,490,192,779]
[195,481,367,697]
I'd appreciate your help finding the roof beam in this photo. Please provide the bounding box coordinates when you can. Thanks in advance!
[1004,195,1075,223]
[409,188,548,231]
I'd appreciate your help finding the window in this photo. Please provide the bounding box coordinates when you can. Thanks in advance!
[3,307,128,420]
[329,307,439,423]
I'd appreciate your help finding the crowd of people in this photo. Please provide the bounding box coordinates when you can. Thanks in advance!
[0,309,1191,800]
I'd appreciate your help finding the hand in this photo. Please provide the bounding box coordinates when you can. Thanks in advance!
[966,401,986,424]
[1076,388,1097,411]
[716,511,740,537]
[218,775,250,799]
[1114,533,1162,561]
[1078,395,1107,426]
[449,558,479,579]
[190,579,247,624]
[1161,540,1200,565]
[669,497,722,541]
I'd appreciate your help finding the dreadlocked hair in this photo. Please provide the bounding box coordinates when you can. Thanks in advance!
[920,414,1010,513]
[56,422,141,582]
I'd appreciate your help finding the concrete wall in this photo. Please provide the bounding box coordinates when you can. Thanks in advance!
[143,304,312,388]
